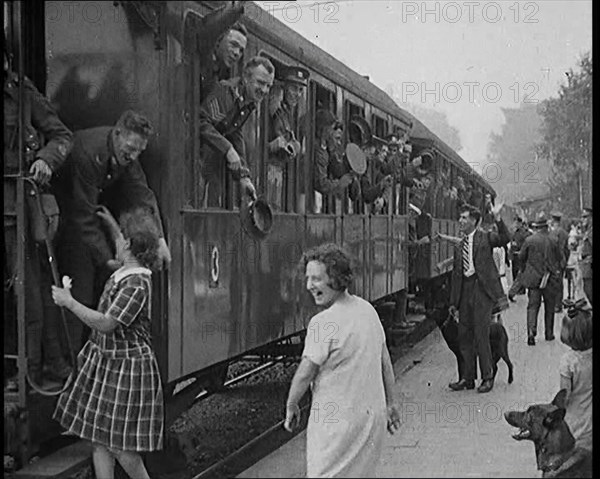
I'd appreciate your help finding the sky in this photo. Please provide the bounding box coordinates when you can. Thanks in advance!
[254,0,592,168]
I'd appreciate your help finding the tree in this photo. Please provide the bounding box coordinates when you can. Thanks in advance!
[537,52,592,216]
[486,103,550,205]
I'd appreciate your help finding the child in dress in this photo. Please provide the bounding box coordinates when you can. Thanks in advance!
[559,299,593,453]
[52,207,163,479]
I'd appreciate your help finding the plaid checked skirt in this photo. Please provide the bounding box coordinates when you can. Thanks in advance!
[53,340,164,452]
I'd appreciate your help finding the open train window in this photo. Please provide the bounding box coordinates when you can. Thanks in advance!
[309,82,342,215]
[262,54,309,213]
[371,114,388,140]
[182,11,250,210]
[344,100,367,215]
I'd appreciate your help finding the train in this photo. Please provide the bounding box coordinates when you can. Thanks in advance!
[3,0,496,472]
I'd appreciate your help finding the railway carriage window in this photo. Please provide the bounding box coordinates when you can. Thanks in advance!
[311,84,346,215]
[265,62,309,213]
[345,101,366,215]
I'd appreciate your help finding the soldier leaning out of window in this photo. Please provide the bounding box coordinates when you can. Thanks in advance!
[266,65,308,210]
[313,109,360,202]
[198,56,275,207]
[360,138,393,214]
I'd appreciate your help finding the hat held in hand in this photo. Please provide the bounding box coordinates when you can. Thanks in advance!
[240,197,273,240]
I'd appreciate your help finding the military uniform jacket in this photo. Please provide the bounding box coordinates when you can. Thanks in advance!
[360,157,386,204]
[314,143,359,200]
[4,71,72,172]
[268,102,297,163]
[518,230,565,289]
[199,53,232,104]
[53,127,164,266]
[198,77,256,180]
[449,219,510,308]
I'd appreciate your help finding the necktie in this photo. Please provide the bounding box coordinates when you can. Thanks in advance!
[462,237,470,275]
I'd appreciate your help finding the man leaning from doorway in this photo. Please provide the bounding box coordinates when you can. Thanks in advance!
[448,202,509,394]
[197,56,275,207]
[52,110,171,353]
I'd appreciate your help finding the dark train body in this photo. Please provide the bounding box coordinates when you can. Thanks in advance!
[3,0,495,469]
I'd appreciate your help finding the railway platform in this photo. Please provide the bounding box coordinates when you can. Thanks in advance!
[238,295,568,478]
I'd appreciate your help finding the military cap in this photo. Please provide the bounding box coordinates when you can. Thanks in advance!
[550,211,563,220]
[582,207,592,216]
[278,65,309,86]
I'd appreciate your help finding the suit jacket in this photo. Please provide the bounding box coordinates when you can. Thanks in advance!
[518,229,565,289]
[450,219,510,307]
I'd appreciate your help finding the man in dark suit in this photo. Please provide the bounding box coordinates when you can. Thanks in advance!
[448,203,510,393]
[550,211,569,312]
[519,213,565,345]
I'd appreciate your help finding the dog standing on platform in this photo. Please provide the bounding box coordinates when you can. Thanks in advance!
[431,308,514,385]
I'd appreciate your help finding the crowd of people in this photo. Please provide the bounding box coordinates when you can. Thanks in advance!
[4,16,592,479]
[283,203,592,477]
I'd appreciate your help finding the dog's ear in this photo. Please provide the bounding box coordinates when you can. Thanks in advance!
[543,407,566,429]
[552,389,568,409]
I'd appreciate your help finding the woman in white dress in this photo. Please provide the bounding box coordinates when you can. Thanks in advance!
[284,243,400,478]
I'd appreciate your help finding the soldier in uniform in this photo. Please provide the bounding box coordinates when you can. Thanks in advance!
[360,136,393,213]
[266,65,308,211]
[550,211,570,311]
[4,43,73,388]
[198,56,275,207]
[52,110,171,353]
[578,207,593,305]
[199,22,248,103]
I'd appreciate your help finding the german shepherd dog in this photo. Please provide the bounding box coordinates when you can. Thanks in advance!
[430,308,514,383]
[504,389,592,478]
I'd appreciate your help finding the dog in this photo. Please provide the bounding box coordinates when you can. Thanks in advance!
[429,308,514,384]
[504,389,592,478]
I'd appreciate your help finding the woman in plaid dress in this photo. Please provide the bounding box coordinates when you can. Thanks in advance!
[52,207,163,479]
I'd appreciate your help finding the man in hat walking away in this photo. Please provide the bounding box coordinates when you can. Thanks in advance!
[518,213,565,345]
[267,65,308,211]
[550,211,570,312]
[578,207,593,305]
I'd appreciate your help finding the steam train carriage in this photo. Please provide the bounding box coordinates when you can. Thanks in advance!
[4,0,495,468]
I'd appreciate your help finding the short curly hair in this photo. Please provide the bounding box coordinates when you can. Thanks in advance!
[560,309,593,351]
[301,243,353,291]
[116,110,154,138]
[119,207,160,269]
